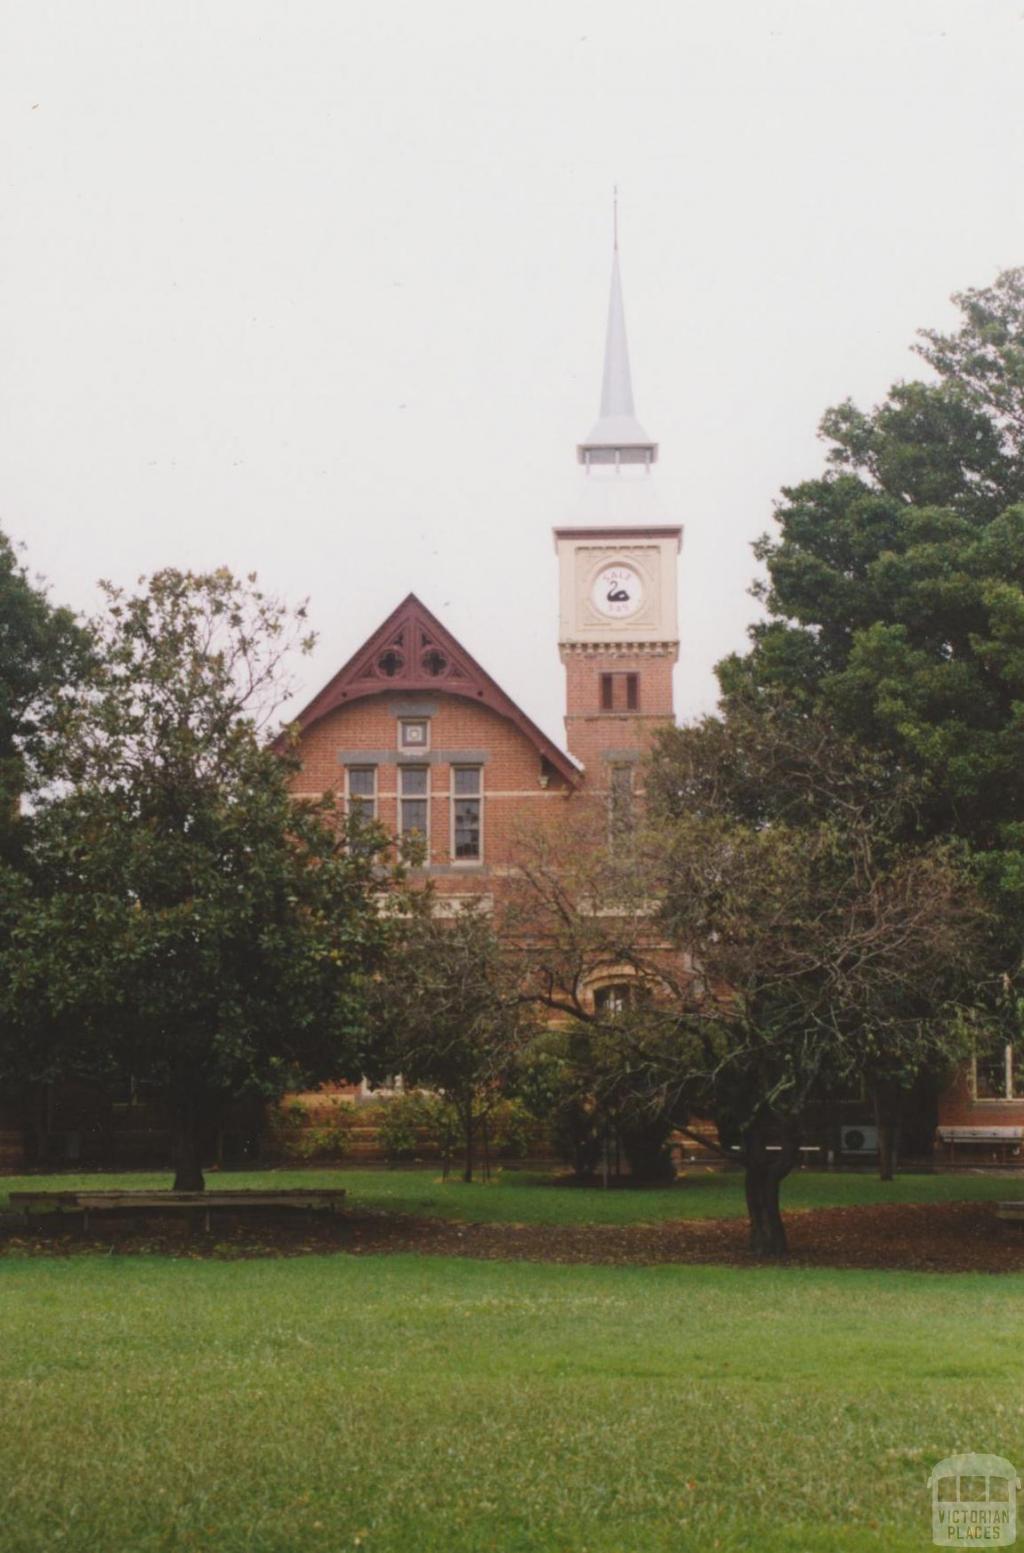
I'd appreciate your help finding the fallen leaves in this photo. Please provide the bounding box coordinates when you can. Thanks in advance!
[2,1198,1024,1272]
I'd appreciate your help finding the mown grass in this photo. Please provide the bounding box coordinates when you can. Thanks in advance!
[0,1252,1021,1552]
[2,1164,1023,1224]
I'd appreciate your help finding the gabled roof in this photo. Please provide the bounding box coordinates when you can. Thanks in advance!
[286,593,580,785]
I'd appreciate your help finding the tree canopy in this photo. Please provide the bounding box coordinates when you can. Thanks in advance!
[718,269,1024,926]
[1,568,399,1188]
[509,717,986,1254]
[0,529,90,863]
[368,899,534,1181]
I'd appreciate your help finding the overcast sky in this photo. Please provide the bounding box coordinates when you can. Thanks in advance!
[3,0,1024,748]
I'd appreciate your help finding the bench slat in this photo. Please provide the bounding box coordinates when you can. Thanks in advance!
[9,1189,346,1211]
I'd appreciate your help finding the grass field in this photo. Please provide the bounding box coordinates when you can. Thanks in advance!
[0,1251,1021,1552]
[4,1170,1021,1550]
[2,1163,1023,1224]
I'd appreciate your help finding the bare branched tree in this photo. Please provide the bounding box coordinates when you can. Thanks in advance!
[507,709,991,1255]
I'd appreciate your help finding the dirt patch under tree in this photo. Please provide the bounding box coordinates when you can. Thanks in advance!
[2,1199,1023,1272]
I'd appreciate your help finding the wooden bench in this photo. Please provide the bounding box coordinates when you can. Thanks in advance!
[996,1201,1024,1222]
[8,1188,347,1233]
[937,1127,1024,1164]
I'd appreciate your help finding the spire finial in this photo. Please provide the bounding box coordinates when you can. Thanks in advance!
[613,185,618,252]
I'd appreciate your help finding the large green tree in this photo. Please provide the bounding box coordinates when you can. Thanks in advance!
[719,269,1024,926]
[2,568,398,1188]
[646,708,988,1250]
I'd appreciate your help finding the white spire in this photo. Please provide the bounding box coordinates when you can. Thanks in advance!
[578,200,657,468]
[598,248,637,419]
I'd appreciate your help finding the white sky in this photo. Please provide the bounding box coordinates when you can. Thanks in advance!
[3,0,1024,750]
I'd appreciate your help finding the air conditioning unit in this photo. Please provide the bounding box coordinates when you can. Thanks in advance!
[841,1125,879,1155]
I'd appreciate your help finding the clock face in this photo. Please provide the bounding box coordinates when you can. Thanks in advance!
[591,564,643,620]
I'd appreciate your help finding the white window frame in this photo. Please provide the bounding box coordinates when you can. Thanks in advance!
[450,765,484,865]
[399,764,431,852]
[972,1042,1021,1101]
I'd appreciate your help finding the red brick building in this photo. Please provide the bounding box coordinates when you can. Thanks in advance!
[287,241,682,910]
[283,241,1021,1166]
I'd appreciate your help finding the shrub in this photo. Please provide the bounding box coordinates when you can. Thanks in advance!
[266,1096,351,1162]
[298,1120,350,1161]
[375,1092,430,1163]
[486,1098,533,1160]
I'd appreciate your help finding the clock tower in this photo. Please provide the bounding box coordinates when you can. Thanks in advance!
[556,231,682,777]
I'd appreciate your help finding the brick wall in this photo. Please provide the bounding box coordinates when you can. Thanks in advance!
[561,649,675,770]
[291,690,574,889]
[937,1065,1024,1128]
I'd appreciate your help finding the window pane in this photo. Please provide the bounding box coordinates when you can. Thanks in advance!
[454,798,480,858]
[595,984,630,1016]
[976,1042,1010,1099]
[348,768,375,797]
[400,766,428,796]
[600,674,613,710]
[937,1477,957,1504]
[453,767,480,795]
[350,797,375,824]
[961,1477,987,1503]
[626,674,639,710]
[401,799,427,835]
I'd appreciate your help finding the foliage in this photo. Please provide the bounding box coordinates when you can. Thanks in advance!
[371,1091,443,1164]
[368,900,537,1180]
[510,721,987,1250]
[704,268,1024,1199]
[538,1026,679,1185]
[1,569,400,1188]
[0,529,91,863]
[266,1097,353,1161]
[718,268,1024,943]
[506,802,697,1185]
[493,1097,534,1157]
[548,1089,604,1178]
[646,706,987,1247]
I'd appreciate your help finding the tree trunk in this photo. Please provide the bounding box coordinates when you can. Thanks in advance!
[462,1104,474,1184]
[172,1102,206,1192]
[743,1126,797,1258]
[481,1114,491,1183]
[877,1120,900,1182]
[872,1084,903,1182]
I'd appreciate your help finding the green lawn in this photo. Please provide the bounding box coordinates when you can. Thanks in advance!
[0,1252,1020,1552]
[3,1163,1023,1224]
